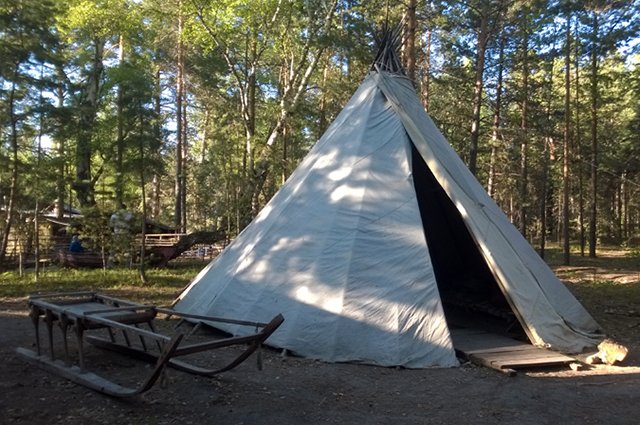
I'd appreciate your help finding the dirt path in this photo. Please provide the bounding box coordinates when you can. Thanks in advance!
[1,296,639,425]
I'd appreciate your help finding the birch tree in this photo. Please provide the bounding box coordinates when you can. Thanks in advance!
[190,0,339,223]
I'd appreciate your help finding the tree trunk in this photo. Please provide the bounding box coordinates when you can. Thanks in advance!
[34,64,46,279]
[152,66,162,220]
[403,0,417,82]
[622,172,629,240]
[74,38,104,207]
[574,27,585,256]
[487,32,505,198]
[421,28,432,111]
[468,10,490,176]
[617,175,623,241]
[200,108,210,165]
[181,100,188,231]
[318,63,329,134]
[115,35,125,207]
[539,137,550,259]
[519,26,529,238]
[0,76,20,262]
[238,41,258,227]
[588,13,599,258]
[539,57,554,259]
[138,116,148,284]
[282,124,288,185]
[562,15,572,265]
[55,65,66,219]
[175,4,185,231]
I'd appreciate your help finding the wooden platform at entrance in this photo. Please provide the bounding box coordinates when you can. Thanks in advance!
[451,328,577,376]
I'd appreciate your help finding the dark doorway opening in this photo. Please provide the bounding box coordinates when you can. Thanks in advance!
[410,142,526,341]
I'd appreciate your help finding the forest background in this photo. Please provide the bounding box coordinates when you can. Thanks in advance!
[1,0,640,268]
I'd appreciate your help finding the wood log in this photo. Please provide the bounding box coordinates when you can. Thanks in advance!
[148,230,226,266]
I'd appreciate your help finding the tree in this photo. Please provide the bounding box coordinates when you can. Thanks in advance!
[487,30,506,198]
[2,0,640,269]
[0,0,60,261]
[562,6,573,265]
[174,0,187,232]
[189,0,340,225]
[516,5,532,238]
[467,1,504,176]
[402,0,417,81]
[580,0,639,256]
[57,0,141,207]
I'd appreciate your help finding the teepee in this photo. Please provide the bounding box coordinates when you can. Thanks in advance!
[174,33,603,368]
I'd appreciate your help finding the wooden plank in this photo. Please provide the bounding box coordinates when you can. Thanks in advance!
[463,345,534,355]
[473,352,573,366]
[16,348,138,398]
[489,357,573,368]
[451,328,576,374]
[87,336,256,377]
[473,348,573,362]
[467,348,574,369]
[17,333,183,398]
[29,291,96,300]
[463,354,517,376]
[475,347,571,357]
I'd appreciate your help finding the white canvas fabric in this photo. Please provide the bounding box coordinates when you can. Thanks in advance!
[375,72,603,352]
[175,69,603,367]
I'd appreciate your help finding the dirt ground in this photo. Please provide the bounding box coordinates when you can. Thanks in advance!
[1,264,640,425]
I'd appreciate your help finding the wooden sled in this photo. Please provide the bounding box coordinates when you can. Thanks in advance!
[16,291,284,398]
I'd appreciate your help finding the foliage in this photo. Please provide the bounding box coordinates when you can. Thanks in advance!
[1,0,640,265]
[73,205,112,256]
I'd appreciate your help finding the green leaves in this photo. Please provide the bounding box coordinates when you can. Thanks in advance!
[57,0,138,41]
[1,0,639,261]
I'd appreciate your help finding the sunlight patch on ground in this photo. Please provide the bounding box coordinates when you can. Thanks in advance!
[527,364,640,378]
[0,309,28,318]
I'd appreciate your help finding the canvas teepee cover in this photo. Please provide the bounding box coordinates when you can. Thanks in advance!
[174,51,603,369]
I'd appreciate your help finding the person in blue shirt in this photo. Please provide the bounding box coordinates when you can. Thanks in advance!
[69,235,83,253]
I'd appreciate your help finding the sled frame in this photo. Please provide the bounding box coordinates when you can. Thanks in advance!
[16,291,284,398]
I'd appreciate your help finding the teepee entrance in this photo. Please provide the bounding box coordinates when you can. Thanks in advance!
[410,142,526,341]
[410,143,583,373]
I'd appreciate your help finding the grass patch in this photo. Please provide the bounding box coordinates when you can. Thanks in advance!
[0,262,203,305]
[567,279,640,342]
[567,279,640,307]
[544,244,640,270]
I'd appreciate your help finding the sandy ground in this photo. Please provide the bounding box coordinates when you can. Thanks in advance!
[1,294,639,425]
